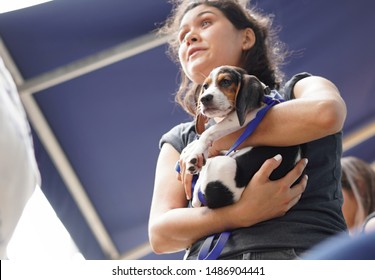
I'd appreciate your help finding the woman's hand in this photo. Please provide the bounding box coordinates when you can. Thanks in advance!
[177,158,194,200]
[234,154,308,228]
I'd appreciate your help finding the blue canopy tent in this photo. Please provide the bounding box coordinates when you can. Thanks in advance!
[0,0,374,259]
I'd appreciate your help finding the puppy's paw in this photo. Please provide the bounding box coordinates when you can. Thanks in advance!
[185,154,206,174]
[181,140,208,174]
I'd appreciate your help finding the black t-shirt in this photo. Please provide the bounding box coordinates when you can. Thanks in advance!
[159,73,347,259]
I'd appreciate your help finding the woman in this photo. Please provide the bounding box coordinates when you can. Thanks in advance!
[149,0,347,260]
[341,156,375,234]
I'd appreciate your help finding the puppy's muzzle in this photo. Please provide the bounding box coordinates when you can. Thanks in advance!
[200,94,213,106]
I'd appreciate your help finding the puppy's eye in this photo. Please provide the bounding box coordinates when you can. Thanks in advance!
[220,79,232,88]
[202,83,209,90]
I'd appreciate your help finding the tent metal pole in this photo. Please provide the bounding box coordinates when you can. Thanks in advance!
[18,33,170,95]
[343,121,375,152]
[119,242,152,260]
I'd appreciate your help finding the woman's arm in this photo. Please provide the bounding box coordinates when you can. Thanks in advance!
[148,143,308,254]
[211,76,347,151]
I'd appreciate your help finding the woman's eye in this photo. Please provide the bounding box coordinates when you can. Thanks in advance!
[220,79,232,88]
[201,20,211,27]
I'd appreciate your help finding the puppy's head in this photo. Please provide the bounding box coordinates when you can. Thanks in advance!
[195,66,268,134]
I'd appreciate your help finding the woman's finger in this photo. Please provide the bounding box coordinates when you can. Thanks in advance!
[184,173,193,200]
[288,175,308,207]
[178,159,192,200]
[253,154,283,181]
[281,158,308,187]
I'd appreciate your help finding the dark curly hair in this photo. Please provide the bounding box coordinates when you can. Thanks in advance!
[159,0,287,117]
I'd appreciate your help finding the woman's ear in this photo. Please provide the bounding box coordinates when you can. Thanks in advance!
[242,28,256,50]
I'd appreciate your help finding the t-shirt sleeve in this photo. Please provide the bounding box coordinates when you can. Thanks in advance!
[159,121,197,153]
[281,72,312,100]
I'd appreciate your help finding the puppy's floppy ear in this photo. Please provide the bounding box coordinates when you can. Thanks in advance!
[235,74,265,126]
[195,83,209,135]
[195,113,208,135]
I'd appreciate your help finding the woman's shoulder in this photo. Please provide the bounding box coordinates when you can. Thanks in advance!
[159,121,197,153]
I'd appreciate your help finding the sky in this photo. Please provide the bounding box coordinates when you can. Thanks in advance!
[0,0,52,14]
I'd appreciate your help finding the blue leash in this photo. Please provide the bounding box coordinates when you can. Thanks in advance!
[176,92,283,260]
[225,93,284,155]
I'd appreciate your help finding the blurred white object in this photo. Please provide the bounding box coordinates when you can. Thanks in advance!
[0,57,41,259]
[6,187,84,260]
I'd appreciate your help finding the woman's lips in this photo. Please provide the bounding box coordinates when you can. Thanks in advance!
[188,47,206,60]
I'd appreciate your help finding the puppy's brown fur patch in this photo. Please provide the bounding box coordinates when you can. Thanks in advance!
[216,73,238,106]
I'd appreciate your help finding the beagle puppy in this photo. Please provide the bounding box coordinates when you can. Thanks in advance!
[180,66,301,208]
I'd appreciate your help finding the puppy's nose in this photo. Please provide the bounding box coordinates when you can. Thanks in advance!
[200,94,213,106]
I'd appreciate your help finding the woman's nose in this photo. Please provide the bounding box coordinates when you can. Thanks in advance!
[185,31,199,45]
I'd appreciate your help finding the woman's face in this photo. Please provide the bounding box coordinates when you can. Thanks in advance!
[178,5,251,84]
[342,189,358,230]
[342,188,366,233]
